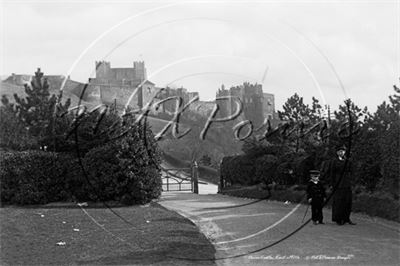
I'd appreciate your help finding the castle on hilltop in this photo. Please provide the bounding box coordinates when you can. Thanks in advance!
[86,61,200,114]
[216,82,275,127]
[87,61,156,108]
[86,61,276,125]
[94,61,147,84]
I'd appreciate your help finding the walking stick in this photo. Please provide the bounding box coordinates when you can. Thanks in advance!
[302,202,310,223]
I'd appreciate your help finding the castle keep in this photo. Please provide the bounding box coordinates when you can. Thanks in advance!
[87,61,157,109]
[94,61,147,83]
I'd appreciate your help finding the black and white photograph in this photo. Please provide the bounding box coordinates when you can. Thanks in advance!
[0,0,399,265]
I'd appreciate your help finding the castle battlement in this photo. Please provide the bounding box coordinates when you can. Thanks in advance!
[93,61,147,82]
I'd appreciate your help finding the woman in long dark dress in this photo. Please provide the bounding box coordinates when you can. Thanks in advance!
[321,146,356,225]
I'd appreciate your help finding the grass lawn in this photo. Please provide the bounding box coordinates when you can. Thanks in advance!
[0,202,216,265]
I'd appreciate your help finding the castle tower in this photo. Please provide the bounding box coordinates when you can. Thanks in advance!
[95,61,111,79]
[133,61,147,81]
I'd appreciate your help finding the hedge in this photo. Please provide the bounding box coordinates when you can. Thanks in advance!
[221,185,400,222]
[221,155,256,185]
[352,192,399,221]
[255,154,278,184]
[0,150,78,205]
[220,151,311,186]
[1,134,162,205]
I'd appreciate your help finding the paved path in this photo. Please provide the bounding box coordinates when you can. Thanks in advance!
[158,191,400,266]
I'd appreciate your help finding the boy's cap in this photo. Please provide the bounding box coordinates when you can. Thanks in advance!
[335,144,347,151]
[310,170,320,175]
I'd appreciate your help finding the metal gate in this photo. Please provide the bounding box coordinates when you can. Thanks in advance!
[161,167,193,192]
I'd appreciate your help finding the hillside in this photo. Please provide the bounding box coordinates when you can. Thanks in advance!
[0,74,95,109]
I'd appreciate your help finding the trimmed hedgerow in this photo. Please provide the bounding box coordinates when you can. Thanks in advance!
[1,121,162,205]
[221,155,255,185]
[221,154,280,186]
[352,192,399,222]
[255,154,278,184]
[0,151,77,205]
[221,185,400,222]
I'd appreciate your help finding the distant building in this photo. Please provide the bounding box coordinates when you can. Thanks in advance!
[87,61,158,109]
[86,61,203,115]
[155,86,197,114]
[263,92,275,121]
[216,82,273,127]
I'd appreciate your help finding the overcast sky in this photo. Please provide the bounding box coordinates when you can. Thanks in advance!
[1,0,398,112]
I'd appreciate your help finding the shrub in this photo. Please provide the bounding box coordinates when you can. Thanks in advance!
[0,106,39,151]
[254,154,278,184]
[0,151,78,205]
[275,162,296,185]
[82,125,162,205]
[1,121,162,205]
[353,192,400,222]
[221,155,255,185]
[221,185,399,222]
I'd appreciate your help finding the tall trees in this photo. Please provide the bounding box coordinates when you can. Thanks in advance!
[331,89,399,195]
[374,86,400,196]
[238,88,398,191]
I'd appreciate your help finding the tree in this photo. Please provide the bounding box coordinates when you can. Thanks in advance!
[0,101,38,150]
[278,93,320,152]
[278,93,310,122]
[374,85,400,196]
[332,90,399,195]
[1,68,71,151]
[389,84,400,112]
[310,97,323,123]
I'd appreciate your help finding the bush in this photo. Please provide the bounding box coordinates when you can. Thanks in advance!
[221,185,399,222]
[82,126,162,205]
[255,154,278,184]
[0,151,78,205]
[1,120,162,205]
[221,155,256,185]
[353,192,400,222]
[0,107,39,151]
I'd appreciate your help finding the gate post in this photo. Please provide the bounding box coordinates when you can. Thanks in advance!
[192,161,199,194]
[167,176,169,191]
[218,158,224,193]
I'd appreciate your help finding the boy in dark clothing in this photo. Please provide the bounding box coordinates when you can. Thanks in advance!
[307,170,326,225]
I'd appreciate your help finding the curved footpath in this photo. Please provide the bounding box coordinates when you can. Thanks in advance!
[159,191,400,266]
